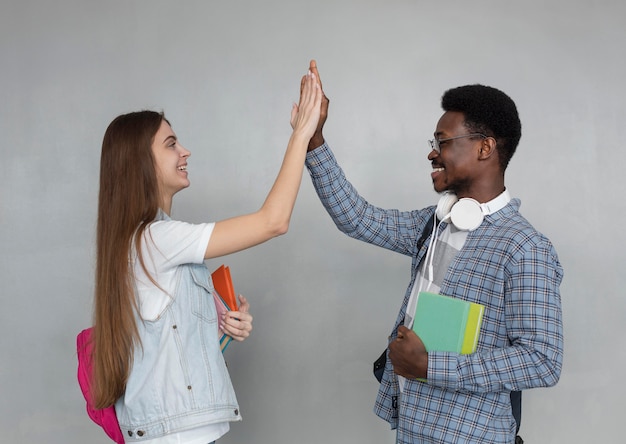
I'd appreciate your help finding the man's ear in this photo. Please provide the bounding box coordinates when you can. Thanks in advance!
[478,137,497,160]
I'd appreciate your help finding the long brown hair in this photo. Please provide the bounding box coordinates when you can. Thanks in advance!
[92,110,164,409]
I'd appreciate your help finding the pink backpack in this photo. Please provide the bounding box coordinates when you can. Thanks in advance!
[76,327,125,444]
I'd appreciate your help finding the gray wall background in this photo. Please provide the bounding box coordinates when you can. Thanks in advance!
[1,1,624,443]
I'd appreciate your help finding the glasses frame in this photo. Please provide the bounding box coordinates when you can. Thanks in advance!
[428,133,488,153]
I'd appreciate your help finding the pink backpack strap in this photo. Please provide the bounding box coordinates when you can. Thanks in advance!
[76,327,125,444]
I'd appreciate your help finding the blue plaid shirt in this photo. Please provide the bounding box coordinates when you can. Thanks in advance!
[306,143,563,444]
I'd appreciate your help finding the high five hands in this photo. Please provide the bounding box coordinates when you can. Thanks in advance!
[294,60,329,151]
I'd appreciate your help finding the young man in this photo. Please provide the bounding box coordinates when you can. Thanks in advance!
[304,61,563,444]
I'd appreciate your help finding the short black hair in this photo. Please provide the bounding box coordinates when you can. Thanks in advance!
[441,84,521,170]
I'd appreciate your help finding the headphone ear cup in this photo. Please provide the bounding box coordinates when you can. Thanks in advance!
[450,198,484,231]
[436,192,458,221]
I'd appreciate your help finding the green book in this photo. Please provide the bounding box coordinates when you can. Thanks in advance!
[412,291,484,355]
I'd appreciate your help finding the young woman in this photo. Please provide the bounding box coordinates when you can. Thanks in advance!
[91,71,322,443]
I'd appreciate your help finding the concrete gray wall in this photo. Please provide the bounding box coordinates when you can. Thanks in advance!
[1,0,624,442]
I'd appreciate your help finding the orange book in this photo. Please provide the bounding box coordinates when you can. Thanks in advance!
[211,265,238,352]
[212,264,238,310]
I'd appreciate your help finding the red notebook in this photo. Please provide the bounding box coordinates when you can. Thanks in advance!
[212,264,237,310]
[211,265,238,351]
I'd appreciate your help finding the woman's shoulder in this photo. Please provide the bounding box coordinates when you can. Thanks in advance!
[143,217,215,265]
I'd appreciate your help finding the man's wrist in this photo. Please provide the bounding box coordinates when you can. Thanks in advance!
[418,352,428,380]
[307,133,325,152]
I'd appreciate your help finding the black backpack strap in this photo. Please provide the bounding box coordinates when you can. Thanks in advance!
[511,390,522,438]
[416,213,436,253]
[511,390,522,432]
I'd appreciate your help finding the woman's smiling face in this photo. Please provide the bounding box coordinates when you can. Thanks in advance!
[151,119,191,202]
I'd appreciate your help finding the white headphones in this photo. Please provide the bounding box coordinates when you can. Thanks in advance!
[435,190,511,231]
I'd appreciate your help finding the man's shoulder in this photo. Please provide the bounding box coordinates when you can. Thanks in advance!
[482,202,559,256]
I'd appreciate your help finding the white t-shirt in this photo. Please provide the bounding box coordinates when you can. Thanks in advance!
[404,224,469,329]
[131,212,230,443]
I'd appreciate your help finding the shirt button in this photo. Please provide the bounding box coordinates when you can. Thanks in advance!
[137,430,145,437]
[234,409,239,415]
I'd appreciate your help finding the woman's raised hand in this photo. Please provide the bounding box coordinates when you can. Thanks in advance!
[290,71,322,140]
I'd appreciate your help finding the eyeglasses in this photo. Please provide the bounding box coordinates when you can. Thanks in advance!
[428,133,487,153]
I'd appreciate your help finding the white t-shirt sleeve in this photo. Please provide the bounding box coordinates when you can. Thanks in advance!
[144,219,214,270]
[134,220,215,320]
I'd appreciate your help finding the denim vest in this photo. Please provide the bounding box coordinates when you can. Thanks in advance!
[115,263,241,441]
